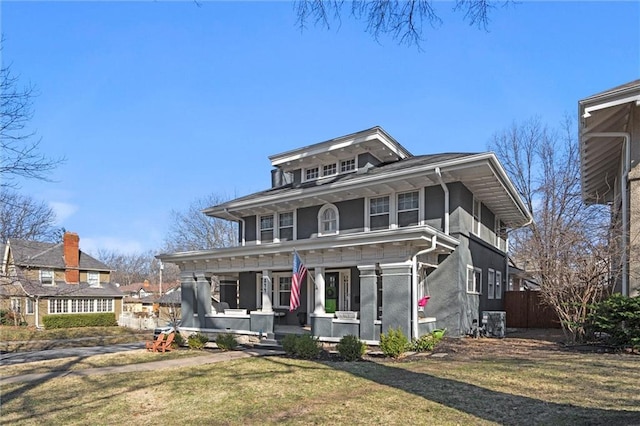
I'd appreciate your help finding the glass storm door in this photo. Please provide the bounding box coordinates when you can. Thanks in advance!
[325,272,339,313]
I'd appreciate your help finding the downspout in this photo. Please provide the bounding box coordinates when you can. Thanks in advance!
[585,132,631,296]
[35,296,40,329]
[435,167,449,235]
[412,235,437,340]
[224,208,246,247]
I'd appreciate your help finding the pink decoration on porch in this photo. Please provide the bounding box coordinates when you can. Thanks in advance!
[418,296,430,307]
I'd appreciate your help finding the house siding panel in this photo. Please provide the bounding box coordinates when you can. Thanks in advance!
[243,216,257,242]
[239,272,258,311]
[424,185,445,231]
[336,199,365,232]
[297,205,321,239]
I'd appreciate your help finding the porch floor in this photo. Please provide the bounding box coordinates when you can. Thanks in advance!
[274,324,311,335]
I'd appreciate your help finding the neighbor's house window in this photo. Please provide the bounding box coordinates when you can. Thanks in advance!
[318,204,339,235]
[305,167,319,181]
[40,269,54,285]
[369,196,390,230]
[11,298,20,313]
[260,214,274,243]
[322,163,337,177]
[340,159,356,173]
[488,268,495,299]
[26,298,34,315]
[397,191,419,227]
[49,299,68,314]
[495,270,502,299]
[51,298,114,314]
[467,265,482,294]
[473,198,481,236]
[279,212,294,241]
[87,271,100,287]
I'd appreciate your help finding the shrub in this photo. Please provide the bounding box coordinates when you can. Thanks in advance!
[172,332,185,349]
[281,334,321,359]
[380,327,409,358]
[336,335,366,361]
[411,329,445,352]
[0,310,27,326]
[588,294,640,349]
[187,332,209,350]
[42,313,117,329]
[216,333,238,351]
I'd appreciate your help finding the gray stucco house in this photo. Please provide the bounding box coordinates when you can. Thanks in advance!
[158,127,532,341]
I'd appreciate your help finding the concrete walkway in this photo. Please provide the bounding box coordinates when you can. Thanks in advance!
[1,346,285,386]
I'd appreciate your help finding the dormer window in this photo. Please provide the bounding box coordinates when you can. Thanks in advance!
[322,163,337,177]
[340,159,355,173]
[318,204,339,235]
[305,167,319,180]
[40,269,54,286]
[88,271,100,288]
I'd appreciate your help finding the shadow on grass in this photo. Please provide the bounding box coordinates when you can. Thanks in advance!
[329,359,640,425]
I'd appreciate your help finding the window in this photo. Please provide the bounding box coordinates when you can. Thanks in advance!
[369,196,390,230]
[260,215,274,243]
[11,298,20,313]
[340,159,355,173]
[473,198,481,236]
[49,299,68,314]
[49,298,113,314]
[26,298,34,315]
[305,167,319,180]
[40,269,54,285]
[488,268,495,299]
[278,276,292,307]
[279,212,294,241]
[495,271,502,299]
[318,204,339,235]
[467,266,481,294]
[322,163,337,177]
[397,191,419,227]
[87,271,100,287]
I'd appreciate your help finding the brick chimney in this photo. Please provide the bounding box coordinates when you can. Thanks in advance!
[63,232,80,284]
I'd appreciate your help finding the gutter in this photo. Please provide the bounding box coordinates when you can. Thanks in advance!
[583,132,631,296]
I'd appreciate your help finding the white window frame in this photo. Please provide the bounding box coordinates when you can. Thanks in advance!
[473,198,481,236]
[397,191,420,228]
[318,204,339,236]
[495,270,502,299]
[256,272,299,309]
[40,269,54,286]
[259,214,274,244]
[26,298,34,315]
[277,211,295,242]
[340,158,356,173]
[368,195,390,231]
[466,265,482,294]
[322,163,337,177]
[87,271,100,287]
[488,268,495,300]
[49,298,114,314]
[304,167,319,181]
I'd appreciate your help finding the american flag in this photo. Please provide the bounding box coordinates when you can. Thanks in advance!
[290,251,307,311]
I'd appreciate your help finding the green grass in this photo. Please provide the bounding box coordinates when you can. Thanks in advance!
[2,348,639,425]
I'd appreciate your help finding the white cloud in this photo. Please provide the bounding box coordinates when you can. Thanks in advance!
[48,201,78,224]
[81,237,145,256]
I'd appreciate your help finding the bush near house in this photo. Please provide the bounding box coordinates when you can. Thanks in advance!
[411,329,445,352]
[336,334,367,361]
[187,333,209,350]
[588,294,640,349]
[215,333,238,351]
[43,313,118,329]
[282,334,321,359]
[380,327,410,358]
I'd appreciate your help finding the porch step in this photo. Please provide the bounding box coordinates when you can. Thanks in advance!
[255,338,282,349]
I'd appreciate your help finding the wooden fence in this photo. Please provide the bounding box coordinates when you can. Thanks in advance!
[504,291,561,329]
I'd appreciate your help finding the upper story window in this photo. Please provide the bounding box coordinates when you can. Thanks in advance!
[305,167,319,180]
[397,191,419,227]
[279,212,294,241]
[87,271,100,287]
[318,204,339,235]
[369,196,390,230]
[260,215,274,243]
[340,159,355,173]
[472,198,481,236]
[322,163,337,177]
[40,269,54,286]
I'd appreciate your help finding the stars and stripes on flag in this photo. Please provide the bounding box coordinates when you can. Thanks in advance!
[290,251,307,311]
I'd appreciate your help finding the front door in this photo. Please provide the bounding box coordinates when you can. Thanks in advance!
[325,272,339,313]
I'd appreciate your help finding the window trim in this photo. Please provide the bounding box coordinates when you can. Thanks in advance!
[40,269,54,286]
[466,265,482,294]
[26,298,34,315]
[304,166,319,181]
[397,190,420,228]
[87,271,100,288]
[488,268,495,300]
[318,204,339,236]
[368,195,391,231]
[495,270,503,300]
[258,214,275,244]
[48,298,114,314]
[277,211,295,242]
[340,158,356,173]
[322,163,337,177]
[256,272,301,309]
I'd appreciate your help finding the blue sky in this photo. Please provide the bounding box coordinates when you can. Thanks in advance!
[2,1,638,255]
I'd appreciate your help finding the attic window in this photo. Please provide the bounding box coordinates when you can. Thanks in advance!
[340,159,355,172]
[305,167,319,180]
[323,163,337,177]
[88,271,100,287]
[40,269,54,286]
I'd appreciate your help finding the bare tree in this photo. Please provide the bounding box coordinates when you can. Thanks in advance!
[163,193,237,252]
[0,188,60,243]
[491,117,615,343]
[1,57,63,187]
[96,249,180,287]
[294,0,514,47]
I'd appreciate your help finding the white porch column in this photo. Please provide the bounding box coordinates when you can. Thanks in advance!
[261,269,273,312]
[314,267,325,314]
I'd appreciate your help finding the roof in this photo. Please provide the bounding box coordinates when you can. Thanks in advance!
[204,151,532,229]
[2,279,123,298]
[579,80,640,203]
[6,239,111,271]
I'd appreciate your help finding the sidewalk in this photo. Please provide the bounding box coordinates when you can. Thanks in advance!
[1,346,285,386]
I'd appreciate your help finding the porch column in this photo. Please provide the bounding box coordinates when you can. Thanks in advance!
[379,262,413,339]
[180,272,197,328]
[314,267,325,314]
[261,270,273,312]
[358,264,378,341]
[195,273,212,326]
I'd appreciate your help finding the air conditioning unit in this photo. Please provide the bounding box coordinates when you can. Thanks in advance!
[482,311,506,338]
